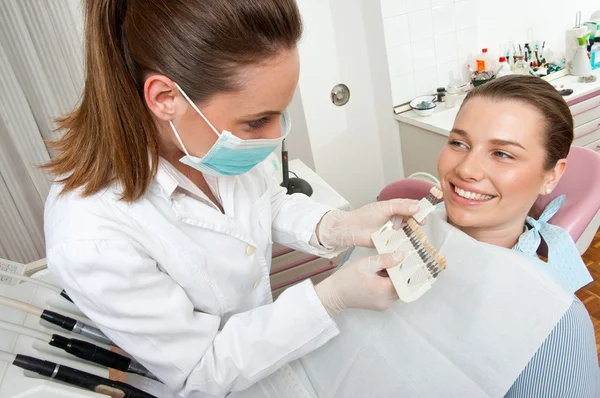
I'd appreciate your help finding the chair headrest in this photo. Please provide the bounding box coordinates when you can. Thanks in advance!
[533,146,600,244]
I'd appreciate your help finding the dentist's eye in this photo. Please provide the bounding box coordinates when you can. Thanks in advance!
[247,117,270,130]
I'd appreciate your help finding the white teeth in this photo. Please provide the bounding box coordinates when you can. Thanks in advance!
[454,185,493,201]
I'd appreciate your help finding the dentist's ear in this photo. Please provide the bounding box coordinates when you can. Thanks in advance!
[540,158,567,195]
[144,74,179,121]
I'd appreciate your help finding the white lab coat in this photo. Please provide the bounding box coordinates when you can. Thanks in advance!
[44,158,342,397]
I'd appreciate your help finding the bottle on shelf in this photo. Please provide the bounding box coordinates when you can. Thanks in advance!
[591,37,600,70]
[513,55,530,75]
[475,48,496,72]
[496,56,513,78]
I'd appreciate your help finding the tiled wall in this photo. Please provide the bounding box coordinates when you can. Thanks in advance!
[382,0,600,106]
[381,0,478,105]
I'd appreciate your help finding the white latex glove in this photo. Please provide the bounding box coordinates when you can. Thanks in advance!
[314,252,405,315]
[316,199,420,249]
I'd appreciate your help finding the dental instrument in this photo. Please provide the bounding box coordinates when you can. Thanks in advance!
[0,349,156,398]
[0,320,157,380]
[0,295,113,345]
[0,269,62,293]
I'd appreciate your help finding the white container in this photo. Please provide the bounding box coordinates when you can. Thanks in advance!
[571,33,593,76]
[475,48,496,73]
[496,56,513,78]
[410,96,437,117]
[513,56,530,75]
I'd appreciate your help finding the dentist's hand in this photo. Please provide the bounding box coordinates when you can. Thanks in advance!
[314,252,404,315]
[316,199,420,249]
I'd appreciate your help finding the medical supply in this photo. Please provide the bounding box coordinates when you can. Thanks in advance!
[0,268,61,292]
[0,319,157,380]
[371,218,446,302]
[369,186,445,302]
[61,289,73,302]
[591,38,600,70]
[445,86,461,108]
[513,55,530,75]
[584,21,598,41]
[169,82,291,176]
[0,350,156,398]
[436,87,446,102]
[0,295,113,345]
[281,139,313,196]
[496,56,512,78]
[475,48,496,73]
[412,186,444,222]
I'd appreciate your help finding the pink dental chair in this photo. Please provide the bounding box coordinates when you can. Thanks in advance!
[378,146,600,256]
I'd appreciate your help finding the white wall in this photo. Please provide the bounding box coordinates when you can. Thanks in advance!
[381,0,478,105]
[382,0,600,106]
[283,87,316,170]
[477,2,600,62]
[295,0,405,207]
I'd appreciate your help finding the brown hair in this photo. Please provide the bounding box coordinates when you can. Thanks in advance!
[44,0,303,201]
[460,75,573,170]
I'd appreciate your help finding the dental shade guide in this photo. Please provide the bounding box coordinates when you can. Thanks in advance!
[371,186,446,302]
[412,186,444,223]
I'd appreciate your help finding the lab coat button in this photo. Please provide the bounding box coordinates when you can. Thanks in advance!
[253,280,260,289]
[246,245,255,256]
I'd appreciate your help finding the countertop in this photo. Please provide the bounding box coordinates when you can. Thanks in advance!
[395,71,600,137]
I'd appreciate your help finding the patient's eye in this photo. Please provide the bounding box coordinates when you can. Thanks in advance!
[494,150,514,159]
[449,140,468,149]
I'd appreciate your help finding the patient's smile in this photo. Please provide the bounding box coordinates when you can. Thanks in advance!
[450,183,495,202]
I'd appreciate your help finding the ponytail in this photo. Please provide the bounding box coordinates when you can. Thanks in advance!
[45,0,302,202]
[45,0,159,202]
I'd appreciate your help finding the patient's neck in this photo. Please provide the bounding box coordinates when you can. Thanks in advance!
[449,219,526,249]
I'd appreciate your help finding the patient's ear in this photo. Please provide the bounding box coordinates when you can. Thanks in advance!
[540,159,567,195]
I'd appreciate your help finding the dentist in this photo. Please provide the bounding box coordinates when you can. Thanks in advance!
[43,0,416,396]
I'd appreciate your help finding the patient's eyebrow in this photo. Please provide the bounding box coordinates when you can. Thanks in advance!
[451,128,525,150]
[488,139,525,150]
[450,128,469,137]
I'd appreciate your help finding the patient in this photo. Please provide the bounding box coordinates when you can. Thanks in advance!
[298,75,598,397]
[438,75,597,396]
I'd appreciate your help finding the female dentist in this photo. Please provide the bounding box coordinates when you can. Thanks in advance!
[43,1,417,396]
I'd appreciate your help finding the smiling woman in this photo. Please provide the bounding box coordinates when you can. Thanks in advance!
[438,75,572,249]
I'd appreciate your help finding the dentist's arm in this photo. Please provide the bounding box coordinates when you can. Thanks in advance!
[47,238,339,397]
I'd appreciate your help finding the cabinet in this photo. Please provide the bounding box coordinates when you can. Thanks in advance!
[270,243,345,299]
[266,159,351,298]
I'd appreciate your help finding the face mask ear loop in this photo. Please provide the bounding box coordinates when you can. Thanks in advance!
[169,121,192,157]
[174,83,221,137]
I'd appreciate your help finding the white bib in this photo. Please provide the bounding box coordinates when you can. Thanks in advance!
[297,209,572,397]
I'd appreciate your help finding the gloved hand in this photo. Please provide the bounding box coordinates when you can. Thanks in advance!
[316,199,420,249]
[314,252,405,315]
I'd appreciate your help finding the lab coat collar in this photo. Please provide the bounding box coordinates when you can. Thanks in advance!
[153,157,238,218]
[154,157,179,198]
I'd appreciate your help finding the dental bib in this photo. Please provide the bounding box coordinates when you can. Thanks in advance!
[296,208,572,398]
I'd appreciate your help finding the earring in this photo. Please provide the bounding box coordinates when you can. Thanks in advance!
[545,188,553,195]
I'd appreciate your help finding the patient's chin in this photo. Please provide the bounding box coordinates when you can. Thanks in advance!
[445,205,482,229]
